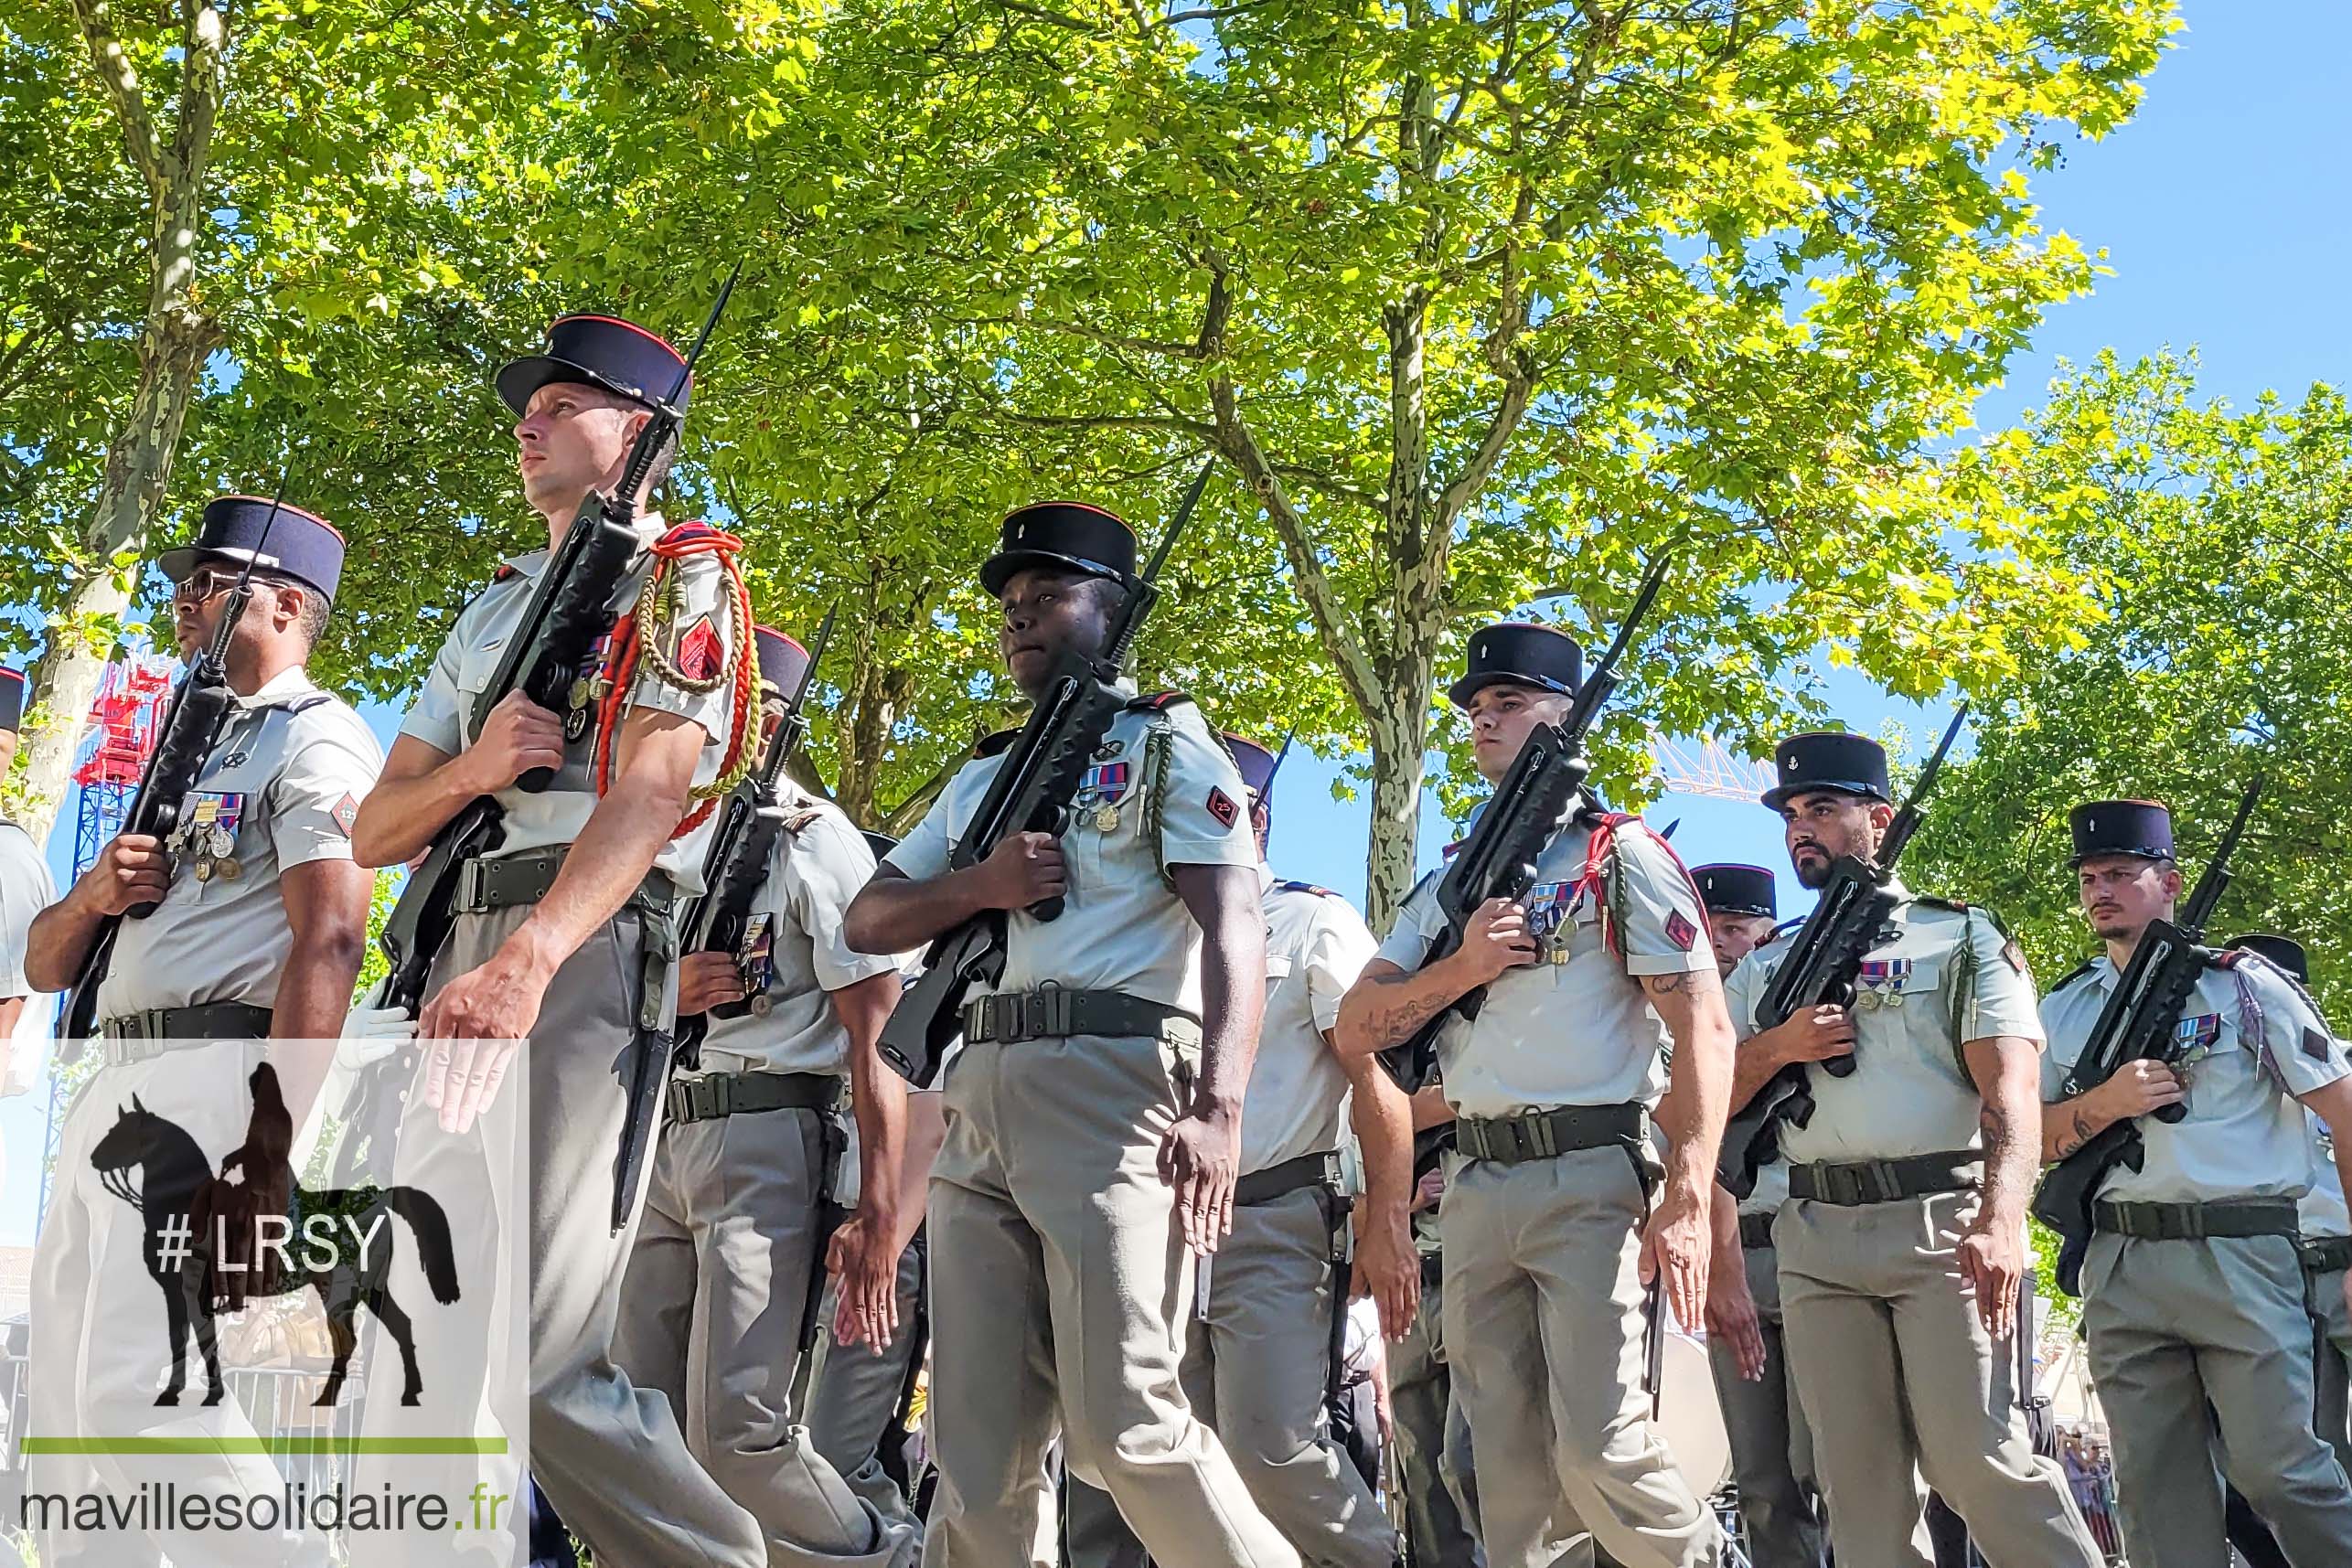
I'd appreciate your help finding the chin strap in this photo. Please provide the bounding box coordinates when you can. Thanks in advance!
[592,522,757,837]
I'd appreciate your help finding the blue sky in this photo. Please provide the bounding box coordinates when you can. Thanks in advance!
[8,3,2349,1243]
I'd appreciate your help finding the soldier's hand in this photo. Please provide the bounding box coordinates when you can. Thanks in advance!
[972,831,1067,912]
[1455,897,1539,985]
[1637,1177,1712,1333]
[1350,1200,1420,1341]
[2092,1060,2185,1121]
[1157,1106,1240,1256]
[675,951,745,1018]
[419,941,549,1133]
[1410,1165,1447,1214]
[1705,1251,1768,1382]
[460,690,567,794]
[826,1208,903,1350]
[1761,1005,1855,1069]
[78,834,173,916]
[1958,1219,2024,1340]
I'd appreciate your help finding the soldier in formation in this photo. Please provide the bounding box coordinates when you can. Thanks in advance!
[15,296,2352,1568]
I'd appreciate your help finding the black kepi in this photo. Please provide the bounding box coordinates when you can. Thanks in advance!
[1761,731,1892,812]
[980,502,1137,596]
[157,495,347,602]
[1449,623,1583,709]
[2068,799,2175,866]
[1693,863,1777,920]
[497,313,691,417]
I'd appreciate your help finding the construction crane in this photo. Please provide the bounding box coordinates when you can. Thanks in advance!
[35,653,176,1237]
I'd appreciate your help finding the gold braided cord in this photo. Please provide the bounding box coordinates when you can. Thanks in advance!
[625,545,760,808]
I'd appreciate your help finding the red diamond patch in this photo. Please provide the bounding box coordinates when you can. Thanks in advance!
[1664,911,1697,951]
[675,613,722,681]
[1206,787,1239,829]
[329,793,358,837]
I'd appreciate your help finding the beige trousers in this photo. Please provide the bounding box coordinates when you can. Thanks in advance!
[1774,1189,2098,1568]
[922,1029,1299,1568]
[1440,1147,1725,1568]
[614,1103,914,1568]
[2084,1229,2352,1566]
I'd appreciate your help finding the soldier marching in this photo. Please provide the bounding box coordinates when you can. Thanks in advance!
[11,289,2352,1568]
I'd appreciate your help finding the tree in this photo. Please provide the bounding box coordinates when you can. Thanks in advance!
[767,0,2175,924]
[2,0,556,840]
[1911,351,2352,1019]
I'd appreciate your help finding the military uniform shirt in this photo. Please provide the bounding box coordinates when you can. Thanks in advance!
[2041,952,2347,1204]
[0,819,55,1000]
[96,668,382,1021]
[1725,884,2041,1165]
[687,793,907,1078]
[1242,874,1379,1175]
[885,688,1256,1014]
[2301,1110,2349,1241]
[400,514,740,894]
[1376,816,1709,1119]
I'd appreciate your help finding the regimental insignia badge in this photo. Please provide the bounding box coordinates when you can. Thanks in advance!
[675,613,722,682]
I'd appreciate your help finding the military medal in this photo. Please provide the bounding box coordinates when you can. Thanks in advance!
[1855,958,1911,1009]
[748,991,773,1018]
[1095,802,1122,832]
[214,856,241,881]
[1078,761,1130,833]
[208,824,236,859]
[193,858,215,883]
[738,913,776,1013]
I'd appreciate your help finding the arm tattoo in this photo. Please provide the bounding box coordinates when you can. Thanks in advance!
[1643,967,1719,998]
[2053,1107,2093,1160]
[1358,969,1459,1051]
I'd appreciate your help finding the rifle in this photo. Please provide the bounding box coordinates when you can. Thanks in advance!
[877,457,1215,1087]
[1375,555,1673,1093]
[1717,707,1969,1198]
[2029,778,2263,1295]
[604,608,836,1230]
[60,481,294,1048]
[376,266,742,1019]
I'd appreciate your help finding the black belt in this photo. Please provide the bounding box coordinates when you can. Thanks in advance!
[455,846,668,914]
[2093,1197,2299,1242]
[2301,1234,2352,1275]
[1739,1211,1778,1250]
[960,987,1201,1047]
[100,1002,273,1051]
[1452,1103,1646,1166]
[1236,1150,1342,1207]
[665,1070,839,1126]
[1790,1150,1980,1206]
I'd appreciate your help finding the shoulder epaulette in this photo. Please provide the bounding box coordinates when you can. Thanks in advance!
[973,727,1021,759]
[492,561,521,583]
[656,518,727,547]
[781,805,826,835]
[1125,690,1192,713]
[285,693,333,717]
[2049,957,2099,992]
[1758,917,1803,950]
[1913,894,1972,915]
[1275,879,1339,899]
[2212,948,2247,970]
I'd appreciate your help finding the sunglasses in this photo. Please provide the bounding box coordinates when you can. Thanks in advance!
[173,566,298,607]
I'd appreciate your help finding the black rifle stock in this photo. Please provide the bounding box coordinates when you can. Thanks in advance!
[2029,778,2263,1295]
[60,481,294,1045]
[877,458,1214,1088]
[1717,706,1969,1198]
[1375,556,1673,1093]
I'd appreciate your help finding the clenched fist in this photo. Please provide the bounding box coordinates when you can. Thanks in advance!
[972,831,1067,912]
[459,690,568,795]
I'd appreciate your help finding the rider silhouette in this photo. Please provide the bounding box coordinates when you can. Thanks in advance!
[189,1061,297,1310]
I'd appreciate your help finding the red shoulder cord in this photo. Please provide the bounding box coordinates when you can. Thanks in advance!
[590,523,757,838]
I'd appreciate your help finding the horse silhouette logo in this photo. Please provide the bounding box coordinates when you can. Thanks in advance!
[89,1061,461,1409]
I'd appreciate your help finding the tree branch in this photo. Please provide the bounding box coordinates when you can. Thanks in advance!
[1210,375,1383,718]
[71,0,167,198]
[170,2,230,206]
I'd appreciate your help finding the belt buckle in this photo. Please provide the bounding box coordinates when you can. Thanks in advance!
[457,857,485,912]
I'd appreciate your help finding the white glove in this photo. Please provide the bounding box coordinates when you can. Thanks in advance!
[337,983,418,1072]
[295,983,418,1175]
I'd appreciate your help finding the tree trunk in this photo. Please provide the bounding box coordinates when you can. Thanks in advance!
[20,0,227,847]
[17,305,215,848]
